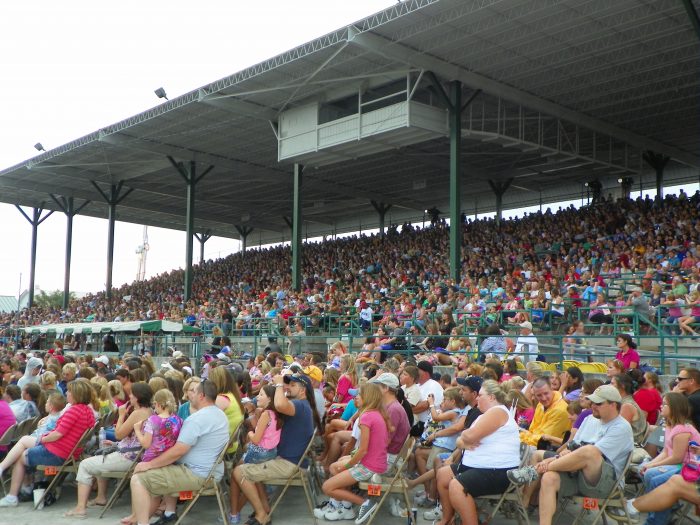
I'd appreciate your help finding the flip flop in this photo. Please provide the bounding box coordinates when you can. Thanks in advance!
[63,509,88,520]
[120,518,135,525]
[87,499,107,507]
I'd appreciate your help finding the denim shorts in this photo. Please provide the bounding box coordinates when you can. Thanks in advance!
[25,445,64,469]
[243,444,277,465]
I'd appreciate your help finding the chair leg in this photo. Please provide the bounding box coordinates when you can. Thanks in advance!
[301,473,318,525]
[101,477,128,518]
[215,485,229,525]
[174,494,200,525]
[268,477,294,519]
[35,470,64,510]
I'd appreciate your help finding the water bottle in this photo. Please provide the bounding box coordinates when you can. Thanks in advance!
[99,427,106,449]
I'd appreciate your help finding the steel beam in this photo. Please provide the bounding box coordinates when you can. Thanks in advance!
[370,200,392,236]
[488,179,513,225]
[168,157,214,301]
[681,0,700,43]
[15,205,53,307]
[91,181,134,299]
[292,164,303,291]
[49,195,90,309]
[346,29,700,168]
[234,225,254,252]
[449,81,462,284]
[194,230,213,264]
[643,151,670,199]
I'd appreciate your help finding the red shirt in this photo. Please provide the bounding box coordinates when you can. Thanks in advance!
[45,404,95,459]
[633,388,663,425]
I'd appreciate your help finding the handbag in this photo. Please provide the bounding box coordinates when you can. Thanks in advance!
[681,444,700,482]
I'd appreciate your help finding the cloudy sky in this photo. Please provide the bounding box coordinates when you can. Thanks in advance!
[0,0,397,297]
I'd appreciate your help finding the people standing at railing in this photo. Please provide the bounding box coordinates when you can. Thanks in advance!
[679,291,700,337]
[511,321,540,363]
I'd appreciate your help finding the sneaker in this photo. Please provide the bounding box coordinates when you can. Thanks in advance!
[506,466,539,486]
[424,505,442,521]
[0,496,17,507]
[413,491,434,507]
[325,504,356,521]
[605,502,640,523]
[151,514,178,525]
[229,513,241,525]
[355,500,377,524]
[314,501,334,519]
[389,498,408,518]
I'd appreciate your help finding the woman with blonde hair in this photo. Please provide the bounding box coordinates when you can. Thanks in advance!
[90,377,114,416]
[147,376,168,394]
[109,379,127,407]
[434,380,520,525]
[209,367,245,453]
[40,371,60,396]
[320,382,392,521]
[177,376,201,420]
[329,341,347,369]
[332,354,358,408]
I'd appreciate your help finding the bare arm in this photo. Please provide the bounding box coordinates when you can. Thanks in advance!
[272,376,295,417]
[248,410,270,445]
[134,441,191,472]
[344,424,370,468]
[133,419,154,449]
[116,407,150,441]
[457,407,507,448]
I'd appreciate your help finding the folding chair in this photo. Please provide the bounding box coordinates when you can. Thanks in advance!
[98,448,145,518]
[356,436,416,525]
[34,426,95,509]
[266,430,319,525]
[477,442,532,525]
[0,423,18,495]
[558,452,634,525]
[174,431,236,525]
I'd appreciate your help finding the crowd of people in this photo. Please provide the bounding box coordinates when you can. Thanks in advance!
[0,193,697,524]
[1,192,699,346]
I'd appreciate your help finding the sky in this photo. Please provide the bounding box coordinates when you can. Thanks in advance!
[0,0,399,297]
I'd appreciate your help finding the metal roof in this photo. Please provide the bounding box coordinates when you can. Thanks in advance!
[1,0,699,244]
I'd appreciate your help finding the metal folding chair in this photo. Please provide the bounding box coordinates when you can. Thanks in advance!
[98,448,145,518]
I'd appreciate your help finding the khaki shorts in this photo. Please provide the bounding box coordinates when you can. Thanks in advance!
[558,458,617,499]
[76,452,134,486]
[137,465,207,497]
[238,458,298,483]
[427,446,451,470]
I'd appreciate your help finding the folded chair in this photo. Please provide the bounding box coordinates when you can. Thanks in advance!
[35,426,95,509]
[266,429,319,525]
[0,423,18,495]
[357,436,416,525]
[98,448,145,518]
[174,431,237,525]
[476,442,532,525]
[558,452,634,525]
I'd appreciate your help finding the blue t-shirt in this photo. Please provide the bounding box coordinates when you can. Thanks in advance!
[278,399,314,465]
[341,400,357,421]
[177,405,229,479]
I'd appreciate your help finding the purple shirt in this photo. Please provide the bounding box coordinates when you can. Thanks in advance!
[0,401,15,452]
[386,400,410,455]
[574,409,592,430]
[142,414,183,462]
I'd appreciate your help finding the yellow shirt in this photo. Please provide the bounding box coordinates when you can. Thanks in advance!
[520,390,571,447]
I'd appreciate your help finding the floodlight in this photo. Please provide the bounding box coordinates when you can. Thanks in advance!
[34,143,45,152]
[154,87,169,100]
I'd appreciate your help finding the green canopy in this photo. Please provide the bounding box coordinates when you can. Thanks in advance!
[21,320,202,335]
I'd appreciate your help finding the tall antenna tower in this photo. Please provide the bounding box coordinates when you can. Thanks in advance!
[135,226,149,281]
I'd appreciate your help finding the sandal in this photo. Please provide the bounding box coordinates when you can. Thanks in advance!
[63,509,88,520]
[120,517,135,525]
[87,499,107,507]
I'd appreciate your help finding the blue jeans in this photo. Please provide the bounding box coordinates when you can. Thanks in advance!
[25,445,64,470]
[643,464,681,525]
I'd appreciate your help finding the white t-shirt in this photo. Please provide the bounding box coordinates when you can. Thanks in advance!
[513,335,539,362]
[402,384,421,407]
[417,379,444,423]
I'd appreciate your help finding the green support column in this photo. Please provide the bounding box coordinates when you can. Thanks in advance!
[370,200,392,237]
[235,225,253,252]
[643,151,670,199]
[292,164,304,291]
[168,157,213,302]
[449,81,462,284]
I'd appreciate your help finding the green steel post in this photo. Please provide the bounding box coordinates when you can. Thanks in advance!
[449,81,462,284]
[292,164,303,291]
[184,162,196,302]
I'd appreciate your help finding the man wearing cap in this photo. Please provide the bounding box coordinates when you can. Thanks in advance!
[233,372,315,525]
[414,361,444,424]
[512,321,540,362]
[94,355,112,376]
[674,368,700,430]
[456,376,483,430]
[369,373,410,468]
[507,384,633,525]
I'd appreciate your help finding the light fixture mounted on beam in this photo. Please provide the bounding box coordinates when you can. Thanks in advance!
[154,87,169,100]
[34,143,45,152]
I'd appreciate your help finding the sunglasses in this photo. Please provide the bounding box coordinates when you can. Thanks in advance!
[677,377,691,382]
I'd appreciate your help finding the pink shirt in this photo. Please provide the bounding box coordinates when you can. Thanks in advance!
[359,409,389,474]
[616,348,640,369]
[664,424,700,463]
[258,410,282,450]
[336,375,354,403]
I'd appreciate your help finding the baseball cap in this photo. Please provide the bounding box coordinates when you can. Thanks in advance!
[172,351,184,359]
[416,361,434,376]
[303,365,323,383]
[283,373,312,391]
[456,376,483,392]
[348,388,359,397]
[519,321,533,330]
[586,385,622,404]
[95,355,110,366]
[369,372,400,390]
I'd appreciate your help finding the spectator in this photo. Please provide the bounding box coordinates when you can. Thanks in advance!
[434,380,521,525]
[319,383,391,522]
[64,382,153,518]
[209,366,245,454]
[0,380,96,507]
[414,361,444,425]
[17,357,42,389]
[519,377,571,448]
[611,374,648,445]
[673,368,700,430]
[559,367,584,402]
[128,380,229,525]
[512,322,539,362]
[633,371,663,425]
[615,334,640,369]
[507,385,634,525]
[233,373,318,525]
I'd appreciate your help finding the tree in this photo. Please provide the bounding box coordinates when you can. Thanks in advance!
[34,290,76,308]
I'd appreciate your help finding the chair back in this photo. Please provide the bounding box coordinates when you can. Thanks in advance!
[0,424,17,447]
